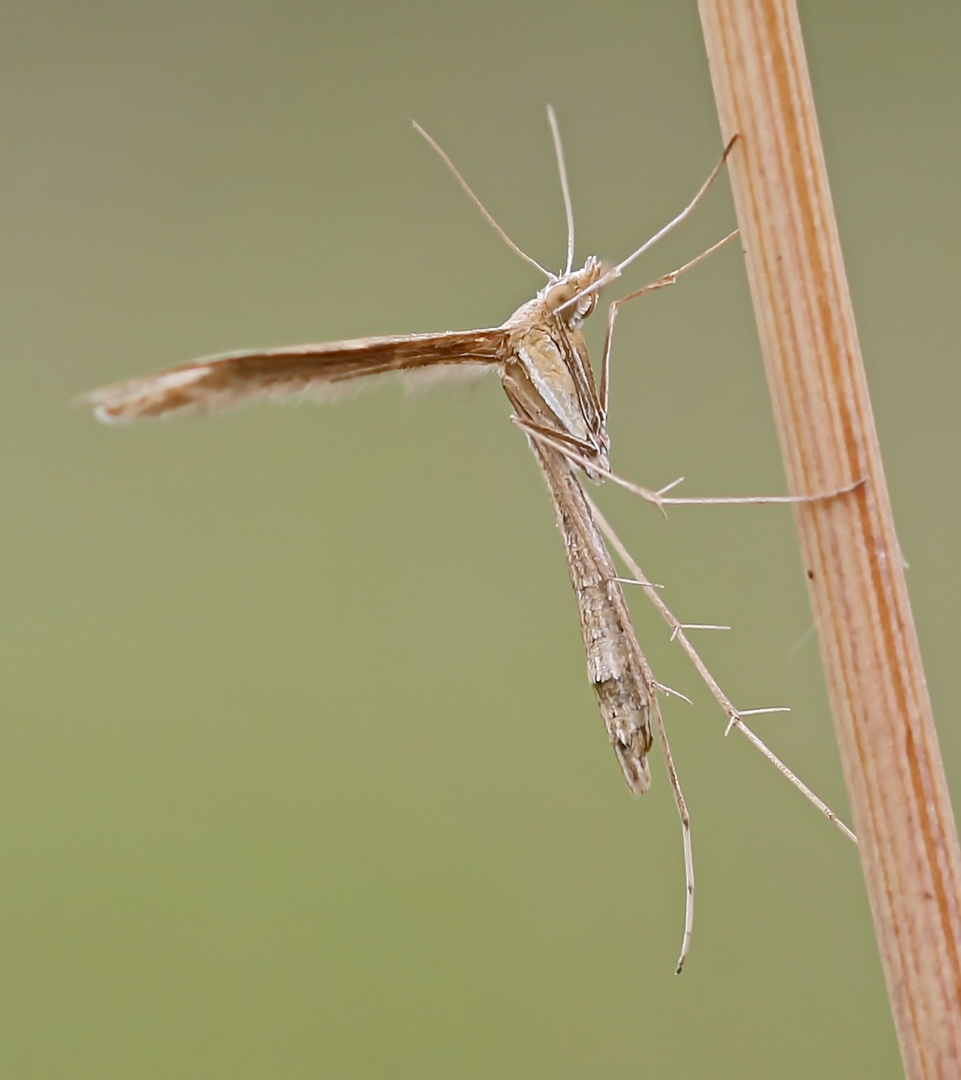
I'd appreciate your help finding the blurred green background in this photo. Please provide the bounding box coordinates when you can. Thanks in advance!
[2,1,958,1076]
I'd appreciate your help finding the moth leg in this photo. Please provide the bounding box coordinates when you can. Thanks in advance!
[600,231,739,419]
[511,415,666,506]
[518,413,864,510]
[583,489,858,847]
[599,454,862,508]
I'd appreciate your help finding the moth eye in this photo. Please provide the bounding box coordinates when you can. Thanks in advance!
[545,281,577,310]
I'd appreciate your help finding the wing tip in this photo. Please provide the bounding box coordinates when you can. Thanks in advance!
[79,365,216,424]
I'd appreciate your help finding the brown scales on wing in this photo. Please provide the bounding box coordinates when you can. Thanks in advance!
[87,330,509,423]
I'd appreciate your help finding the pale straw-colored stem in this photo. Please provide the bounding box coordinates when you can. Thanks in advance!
[698,3,961,1075]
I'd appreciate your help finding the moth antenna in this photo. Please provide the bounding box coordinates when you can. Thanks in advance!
[561,135,740,313]
[411,120,552,279]
[546,105,575,275]
[604,135,738,286]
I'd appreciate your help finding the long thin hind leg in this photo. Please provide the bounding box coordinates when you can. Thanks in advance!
[584,490,858,846]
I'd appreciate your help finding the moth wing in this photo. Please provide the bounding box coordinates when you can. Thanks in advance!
[86,329,508,423]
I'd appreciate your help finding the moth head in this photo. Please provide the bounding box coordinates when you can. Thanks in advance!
[541,256,604,326]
